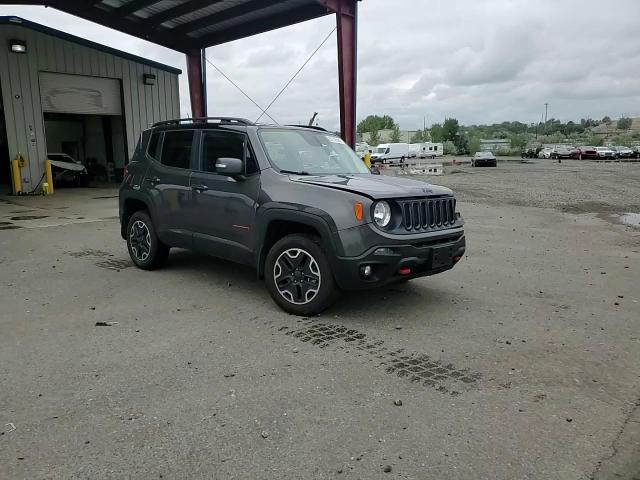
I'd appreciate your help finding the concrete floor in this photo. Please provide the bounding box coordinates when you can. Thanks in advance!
[0,163,639,479]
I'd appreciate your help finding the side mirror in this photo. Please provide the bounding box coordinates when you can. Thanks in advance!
[215,157,244,176]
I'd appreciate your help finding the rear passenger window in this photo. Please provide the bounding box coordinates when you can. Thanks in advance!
[161,130,194,169]
[147,131,161,160]
[201,130,245,173]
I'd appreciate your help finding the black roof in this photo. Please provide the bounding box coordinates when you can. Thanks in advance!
[1,0,347,53]
[0,16,181,74]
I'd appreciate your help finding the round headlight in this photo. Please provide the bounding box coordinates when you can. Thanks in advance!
[373,201,392,227]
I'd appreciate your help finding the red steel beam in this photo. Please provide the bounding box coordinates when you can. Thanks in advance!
[335,0,357,147]
[186,49,206,118]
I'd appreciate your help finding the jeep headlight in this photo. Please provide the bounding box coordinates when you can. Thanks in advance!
[373,201,392,227]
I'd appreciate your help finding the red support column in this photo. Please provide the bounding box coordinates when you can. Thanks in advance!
[335,0,357,148]
[186,49,206,119]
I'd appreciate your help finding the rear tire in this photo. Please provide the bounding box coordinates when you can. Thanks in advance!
[264,234,339,316]
[126,210,169,270]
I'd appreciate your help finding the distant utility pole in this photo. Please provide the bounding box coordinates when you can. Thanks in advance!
[544,103,549,134]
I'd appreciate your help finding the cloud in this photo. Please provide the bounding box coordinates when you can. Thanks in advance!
[2,0,639,130]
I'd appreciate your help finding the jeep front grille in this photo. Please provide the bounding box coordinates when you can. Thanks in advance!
[399,197,457,231]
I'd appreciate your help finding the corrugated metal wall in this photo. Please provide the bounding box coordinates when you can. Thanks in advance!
[0,22,180,186]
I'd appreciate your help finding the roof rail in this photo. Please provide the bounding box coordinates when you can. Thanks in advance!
[152,117,254,128]
[284,124,329,132]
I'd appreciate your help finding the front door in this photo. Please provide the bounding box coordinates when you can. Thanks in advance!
[145,129,195,249]
[189,129,261,265]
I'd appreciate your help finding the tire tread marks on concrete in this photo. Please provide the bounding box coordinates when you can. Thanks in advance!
[278,319,481,396]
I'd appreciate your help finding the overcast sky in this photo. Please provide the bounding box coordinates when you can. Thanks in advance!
[1,0,639,130]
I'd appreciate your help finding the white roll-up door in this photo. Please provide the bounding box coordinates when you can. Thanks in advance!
[39,72,122,115]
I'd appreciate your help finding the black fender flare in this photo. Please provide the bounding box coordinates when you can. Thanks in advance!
[254,205,342,278]
[120,191,153,239]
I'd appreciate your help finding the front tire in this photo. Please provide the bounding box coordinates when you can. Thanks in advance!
[126,210,169,270]
[264,234,339,316]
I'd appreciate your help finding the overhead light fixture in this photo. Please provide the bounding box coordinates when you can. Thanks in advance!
[143,73,156,86]
[9,39,27,54]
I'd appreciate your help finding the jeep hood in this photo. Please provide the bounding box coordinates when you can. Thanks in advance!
[290,174,453,200]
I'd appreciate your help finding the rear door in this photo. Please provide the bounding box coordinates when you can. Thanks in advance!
[189,129,261,265]
[145,129,196,249]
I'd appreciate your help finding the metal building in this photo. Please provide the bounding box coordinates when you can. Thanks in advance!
[0,16,181,189]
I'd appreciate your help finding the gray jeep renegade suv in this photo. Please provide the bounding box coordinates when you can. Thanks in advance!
[119,118,466,315]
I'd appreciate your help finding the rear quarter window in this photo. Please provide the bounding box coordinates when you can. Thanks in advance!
[147,131,162,160]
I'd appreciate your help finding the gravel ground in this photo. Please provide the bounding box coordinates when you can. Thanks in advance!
[430,158,640,216]
[0,164,639,479]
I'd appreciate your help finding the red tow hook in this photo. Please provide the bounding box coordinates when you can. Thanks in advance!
[453,256,462,263]
[398,267,411,275]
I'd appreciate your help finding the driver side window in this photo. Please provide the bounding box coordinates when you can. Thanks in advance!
[201,130,245,173]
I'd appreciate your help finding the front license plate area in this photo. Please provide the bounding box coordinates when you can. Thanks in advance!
[431,246,453,269]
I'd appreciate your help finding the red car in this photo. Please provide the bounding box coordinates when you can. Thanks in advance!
[575,146,598,160]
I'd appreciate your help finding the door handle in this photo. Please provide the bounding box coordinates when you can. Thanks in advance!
[149,176,161,185]
[191,184,208,192]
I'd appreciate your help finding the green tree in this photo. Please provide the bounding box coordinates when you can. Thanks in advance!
[617,117,632,130]
[443,140,457,155]
[411,128,430,143]
[454,132,469,155]
[613,133,633,146]
[390,125,402,143]
[468,137,481,155]
[430,123,444,142]
[357,115,396,134]
[602,116,612,124]
[410,130,425,143]
[442,118,459,142]
[587,135,604,146]
[510,133,528,151]
[368,129,381,146]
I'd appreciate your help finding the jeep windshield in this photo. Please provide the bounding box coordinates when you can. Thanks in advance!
[259,128,371,175]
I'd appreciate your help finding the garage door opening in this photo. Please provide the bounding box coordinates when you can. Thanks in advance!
[43,113,126,184]
[40,72,127,185]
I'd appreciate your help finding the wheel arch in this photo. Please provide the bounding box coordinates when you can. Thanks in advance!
[255,207,340,279]
[120,194,152,239]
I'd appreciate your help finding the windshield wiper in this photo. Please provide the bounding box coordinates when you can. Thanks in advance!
[280,169,310,175]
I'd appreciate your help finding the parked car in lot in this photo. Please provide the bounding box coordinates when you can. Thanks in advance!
[611,146,634,158]
[47,153,89,187]
[575,146,598,160]
[538,147,553,159]
[471,151,497,167]
[521,147,538,159]
[119,118,466,315]
[551,146,578,159]
[595,146,616,159]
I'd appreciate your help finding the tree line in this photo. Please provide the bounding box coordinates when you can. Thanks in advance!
[357,114,638,154]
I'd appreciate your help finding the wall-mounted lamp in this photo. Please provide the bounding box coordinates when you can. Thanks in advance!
[9,39,27,54]
[143,73,156,86]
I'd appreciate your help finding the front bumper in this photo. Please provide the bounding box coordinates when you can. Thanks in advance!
[330,225,466,290]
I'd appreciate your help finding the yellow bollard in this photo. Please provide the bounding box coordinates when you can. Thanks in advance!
[44,159,54,195]
[364,151,372,169]
[11,158,22,195]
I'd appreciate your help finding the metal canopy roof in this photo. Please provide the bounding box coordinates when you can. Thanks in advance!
[9,0,339,52]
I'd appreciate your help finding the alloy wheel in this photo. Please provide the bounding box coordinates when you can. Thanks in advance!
[129,220,151,261]
[273,248,321,305]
